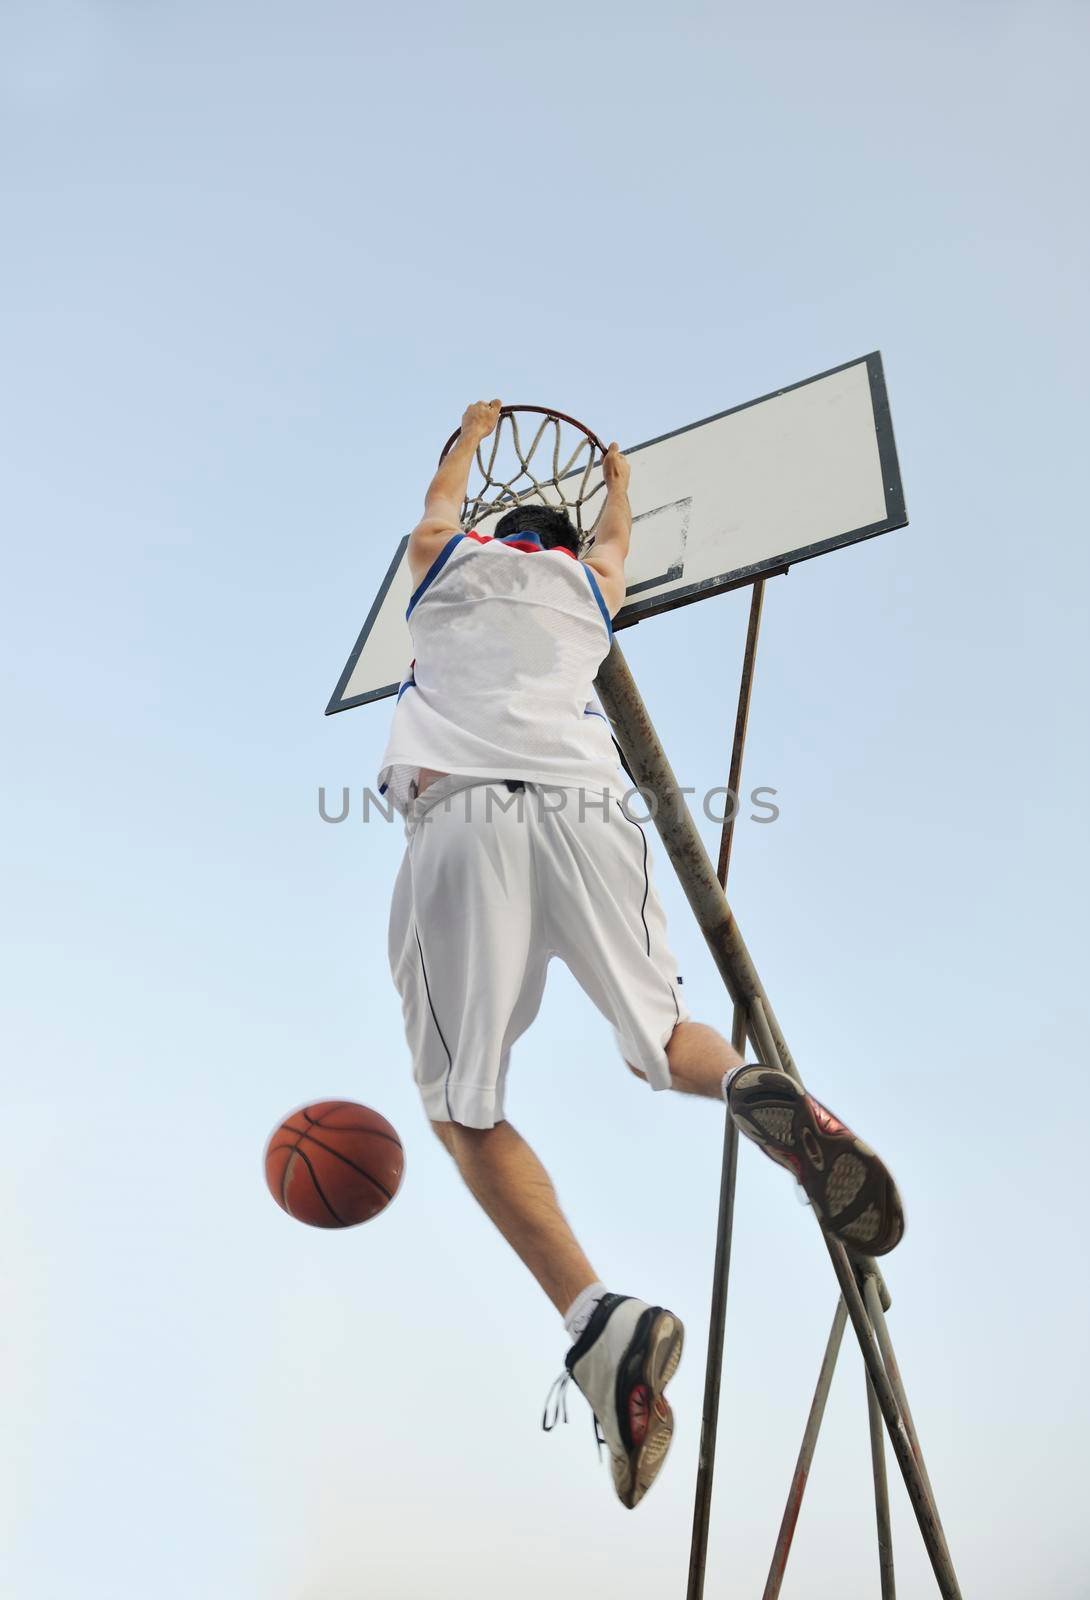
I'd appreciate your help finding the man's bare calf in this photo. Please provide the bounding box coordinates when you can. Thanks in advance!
[645,1018,742,1097]
[430,1119,599,1314]
[431,1019,742,1314]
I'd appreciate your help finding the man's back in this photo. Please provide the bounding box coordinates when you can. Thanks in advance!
[378,528,623,812]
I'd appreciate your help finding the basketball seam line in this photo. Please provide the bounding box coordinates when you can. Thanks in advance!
[301,1107,402,1147]
[269,1132,395,1203]
[281,1145,347,1226]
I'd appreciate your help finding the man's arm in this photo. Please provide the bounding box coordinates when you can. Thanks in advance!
[407,399,501,586]
[583,442,631,617]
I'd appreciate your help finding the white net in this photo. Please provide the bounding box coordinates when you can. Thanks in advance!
[457,408,608,546]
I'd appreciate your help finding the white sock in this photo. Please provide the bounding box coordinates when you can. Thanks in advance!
[721,1062,747,1103]
[563,1280,608,1341]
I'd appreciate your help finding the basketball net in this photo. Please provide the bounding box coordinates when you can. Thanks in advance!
[439,405,609,548]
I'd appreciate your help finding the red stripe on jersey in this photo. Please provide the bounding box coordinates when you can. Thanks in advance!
[463,530,578,559]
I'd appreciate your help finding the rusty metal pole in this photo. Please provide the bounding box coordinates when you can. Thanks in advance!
[863,1270,953,1566]
[717,580,765,886]
[594,641,800,1082]
[685,1010,742,1599]
[686,581,763,1600]
[593,638,964,1600]
[867,1372,897,1598]
[761,1299,849,1600]
[751,988,957,1598]
[823,1238,961,1598]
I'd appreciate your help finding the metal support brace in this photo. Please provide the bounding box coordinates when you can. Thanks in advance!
[867,1371,897,1598]
[823,1240,961,1598]
[594,641,800,1079]
[762,1299,849,1599]
[864,1271,946,1520]
[686,581,762,1600]
[685,1007,743,1599]
[593,636,963,1600]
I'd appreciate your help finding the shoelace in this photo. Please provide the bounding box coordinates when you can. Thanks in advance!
[541,1369,606,1460]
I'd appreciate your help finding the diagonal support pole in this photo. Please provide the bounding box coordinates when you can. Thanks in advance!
[594,637,963,1599]
[751,986,958,1594]
[823,1239,960,1596]
[594,640,799,1077]
[755,1027,900,1592]
[863,1270,945,1519]
[762,1298,849,1599]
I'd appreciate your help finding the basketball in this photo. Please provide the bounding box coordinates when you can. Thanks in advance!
[264,1100,405,1228]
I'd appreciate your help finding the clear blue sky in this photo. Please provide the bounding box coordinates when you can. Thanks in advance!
[3,3,1088,1596]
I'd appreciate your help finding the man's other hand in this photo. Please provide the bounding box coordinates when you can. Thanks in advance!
[602,441,630,493]
[461,399,502,444]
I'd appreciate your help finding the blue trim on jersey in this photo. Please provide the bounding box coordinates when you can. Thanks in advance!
[406,533,464,618]
[582,563,613,639]
[583,706,609,722]
[498,531,544,549]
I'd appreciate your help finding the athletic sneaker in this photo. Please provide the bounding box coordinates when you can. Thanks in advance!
[725,1065,905,1256]
[542,1293,684,1510]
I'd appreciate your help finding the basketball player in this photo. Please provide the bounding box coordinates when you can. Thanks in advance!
[381,399,904,1509]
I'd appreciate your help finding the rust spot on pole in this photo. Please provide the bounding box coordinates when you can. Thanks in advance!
[594,638,801,1081]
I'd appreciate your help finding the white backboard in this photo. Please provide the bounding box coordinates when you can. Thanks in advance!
[326,352,905,713]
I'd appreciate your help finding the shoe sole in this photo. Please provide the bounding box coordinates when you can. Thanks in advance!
[620,1309,685,1510]
[730,1070,905,1256]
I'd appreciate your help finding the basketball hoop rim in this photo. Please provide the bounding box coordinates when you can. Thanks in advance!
[438,404,607,466]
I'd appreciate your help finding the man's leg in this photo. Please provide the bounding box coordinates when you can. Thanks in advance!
[637,1022,905,1256]
[427,1028,736,1318]
[431,1118,600,1316]
[625,1018,743,1098]
[664,1019,743,1096]
[426,1030,742,1314]
[431,1115,684,1511]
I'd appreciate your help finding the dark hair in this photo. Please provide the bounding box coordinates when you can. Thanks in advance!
[494,503,581,557]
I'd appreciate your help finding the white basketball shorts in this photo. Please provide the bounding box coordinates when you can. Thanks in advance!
[387,777,690,1128]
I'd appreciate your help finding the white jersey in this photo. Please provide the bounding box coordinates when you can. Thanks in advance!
[377,530,626,813]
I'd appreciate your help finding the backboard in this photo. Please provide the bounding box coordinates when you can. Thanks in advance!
[326,351,905,713]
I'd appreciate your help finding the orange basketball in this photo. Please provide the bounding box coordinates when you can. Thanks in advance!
[264,1100,405,1228]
